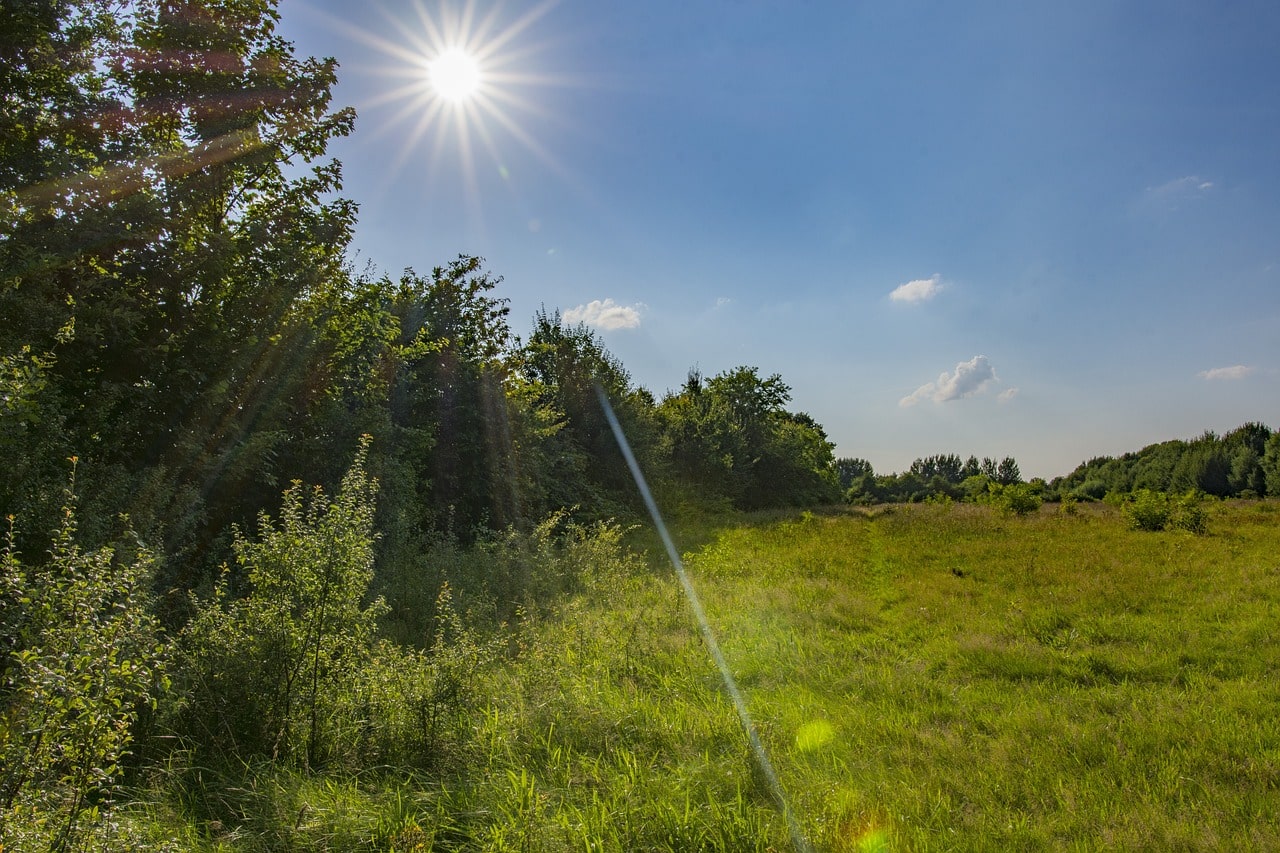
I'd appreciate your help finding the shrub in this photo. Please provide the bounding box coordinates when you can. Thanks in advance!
[0,470,166,852]
[348,584,496,770]
[1123,489,1171,531]
[1120,489,1207,534]
[983,482,1042,517]
[1170,491,1208,534]
[999,483,1042,517]
[173,438,386,768]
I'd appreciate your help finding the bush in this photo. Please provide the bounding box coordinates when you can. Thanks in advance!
[1,471,166,852]
[1122,489,1171,531]
[982,482,1042,517]
[1170,491,1208,534]
[1121,489,1206,534]
[1000,483,1042,517]
[172,438,386,768]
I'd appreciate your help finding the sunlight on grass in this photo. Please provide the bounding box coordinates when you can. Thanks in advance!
[136,500,1280,850]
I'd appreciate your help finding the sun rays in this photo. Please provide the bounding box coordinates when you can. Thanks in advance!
[306,0,570,223]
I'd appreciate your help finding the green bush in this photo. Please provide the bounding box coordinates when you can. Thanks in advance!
[982,482,1042,516]
[349,583,496,770]
[1,471,166,852]
[1123,489,1171,531]
[1121,489,1207,534]
[1170,491,1208,534]
[172,438,386,768]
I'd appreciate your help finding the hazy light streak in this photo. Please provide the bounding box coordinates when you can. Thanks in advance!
[595,385,812,853]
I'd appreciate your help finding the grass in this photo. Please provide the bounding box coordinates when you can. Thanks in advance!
[683,501,1280,850]
[136,499,1280,850]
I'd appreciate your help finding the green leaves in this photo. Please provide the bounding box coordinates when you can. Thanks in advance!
[657,366,839,509]
[0,476,165,851]
[175,438,385,768]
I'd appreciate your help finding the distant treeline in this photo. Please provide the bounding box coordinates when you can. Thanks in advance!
[837,421,1280,505]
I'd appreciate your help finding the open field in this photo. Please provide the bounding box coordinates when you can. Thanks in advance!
[138,500,1280,851]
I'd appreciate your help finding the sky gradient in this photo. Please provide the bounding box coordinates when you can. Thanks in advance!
[278,0,1280,479]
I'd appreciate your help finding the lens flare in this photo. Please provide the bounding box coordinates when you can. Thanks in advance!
[596,385,813,853]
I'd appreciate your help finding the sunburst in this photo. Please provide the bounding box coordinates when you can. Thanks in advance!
[309,0,571,223]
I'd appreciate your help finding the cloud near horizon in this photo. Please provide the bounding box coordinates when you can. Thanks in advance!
[562,298,643,330]
[1197,364,1254,381]
[900,355,997,407]
[889,274,943,304]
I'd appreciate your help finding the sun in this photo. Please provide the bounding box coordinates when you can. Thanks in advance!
[316,0,571,222]
[429,48,481,102]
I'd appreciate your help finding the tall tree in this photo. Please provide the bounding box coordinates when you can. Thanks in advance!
[2,0,357,579]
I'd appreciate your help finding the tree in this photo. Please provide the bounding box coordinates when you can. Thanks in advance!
[910,454,963,484]
[995,457,1022,486]
[518,309,657,517]
[834,457,874,491]
[1262,433,1280,497]
[658,367,838,508]
[2,0,358,586]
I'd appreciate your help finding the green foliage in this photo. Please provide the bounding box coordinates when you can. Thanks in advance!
[1169,491,1208,534]
[173,439,386,768]
[657,366,840,509]
[349,584,496,770]
[988,481,1042,516]
[0,471,166,852]
[1052,424,1275,502]
[1121,489,1207,534]
[834,457,873,490]
[1,0,358,589]
[1262,432,1280,497]
[1122,488,1171,531]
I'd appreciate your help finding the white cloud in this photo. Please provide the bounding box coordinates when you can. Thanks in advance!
[899,355,997,407]
[1145,175,1214,207]
[715,297,732,309]
[998,387,1020,403]
[1197,365,1254,381]
[889,274,943,304]
[562,299,643,330]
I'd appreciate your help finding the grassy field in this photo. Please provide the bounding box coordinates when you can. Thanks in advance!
[140,499,1280,851]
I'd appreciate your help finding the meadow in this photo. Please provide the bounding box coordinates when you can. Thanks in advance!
[134,499,1280,851]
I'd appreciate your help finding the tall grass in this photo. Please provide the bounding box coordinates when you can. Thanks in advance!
[135,499,1280,850]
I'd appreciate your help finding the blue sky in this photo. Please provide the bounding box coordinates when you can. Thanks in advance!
[278,0,1280,479]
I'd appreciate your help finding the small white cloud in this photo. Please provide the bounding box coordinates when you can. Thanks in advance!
[890,274,943,304]
[1145,176,1214,207]
[998,387,1020,403]
[899,355,997,407]
[1197,365,1254,381]
[715,297,732,309]
[562,298,643,330]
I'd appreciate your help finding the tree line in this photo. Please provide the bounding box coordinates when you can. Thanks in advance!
[1047,423,1280,501]
[841,422,1280,508]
